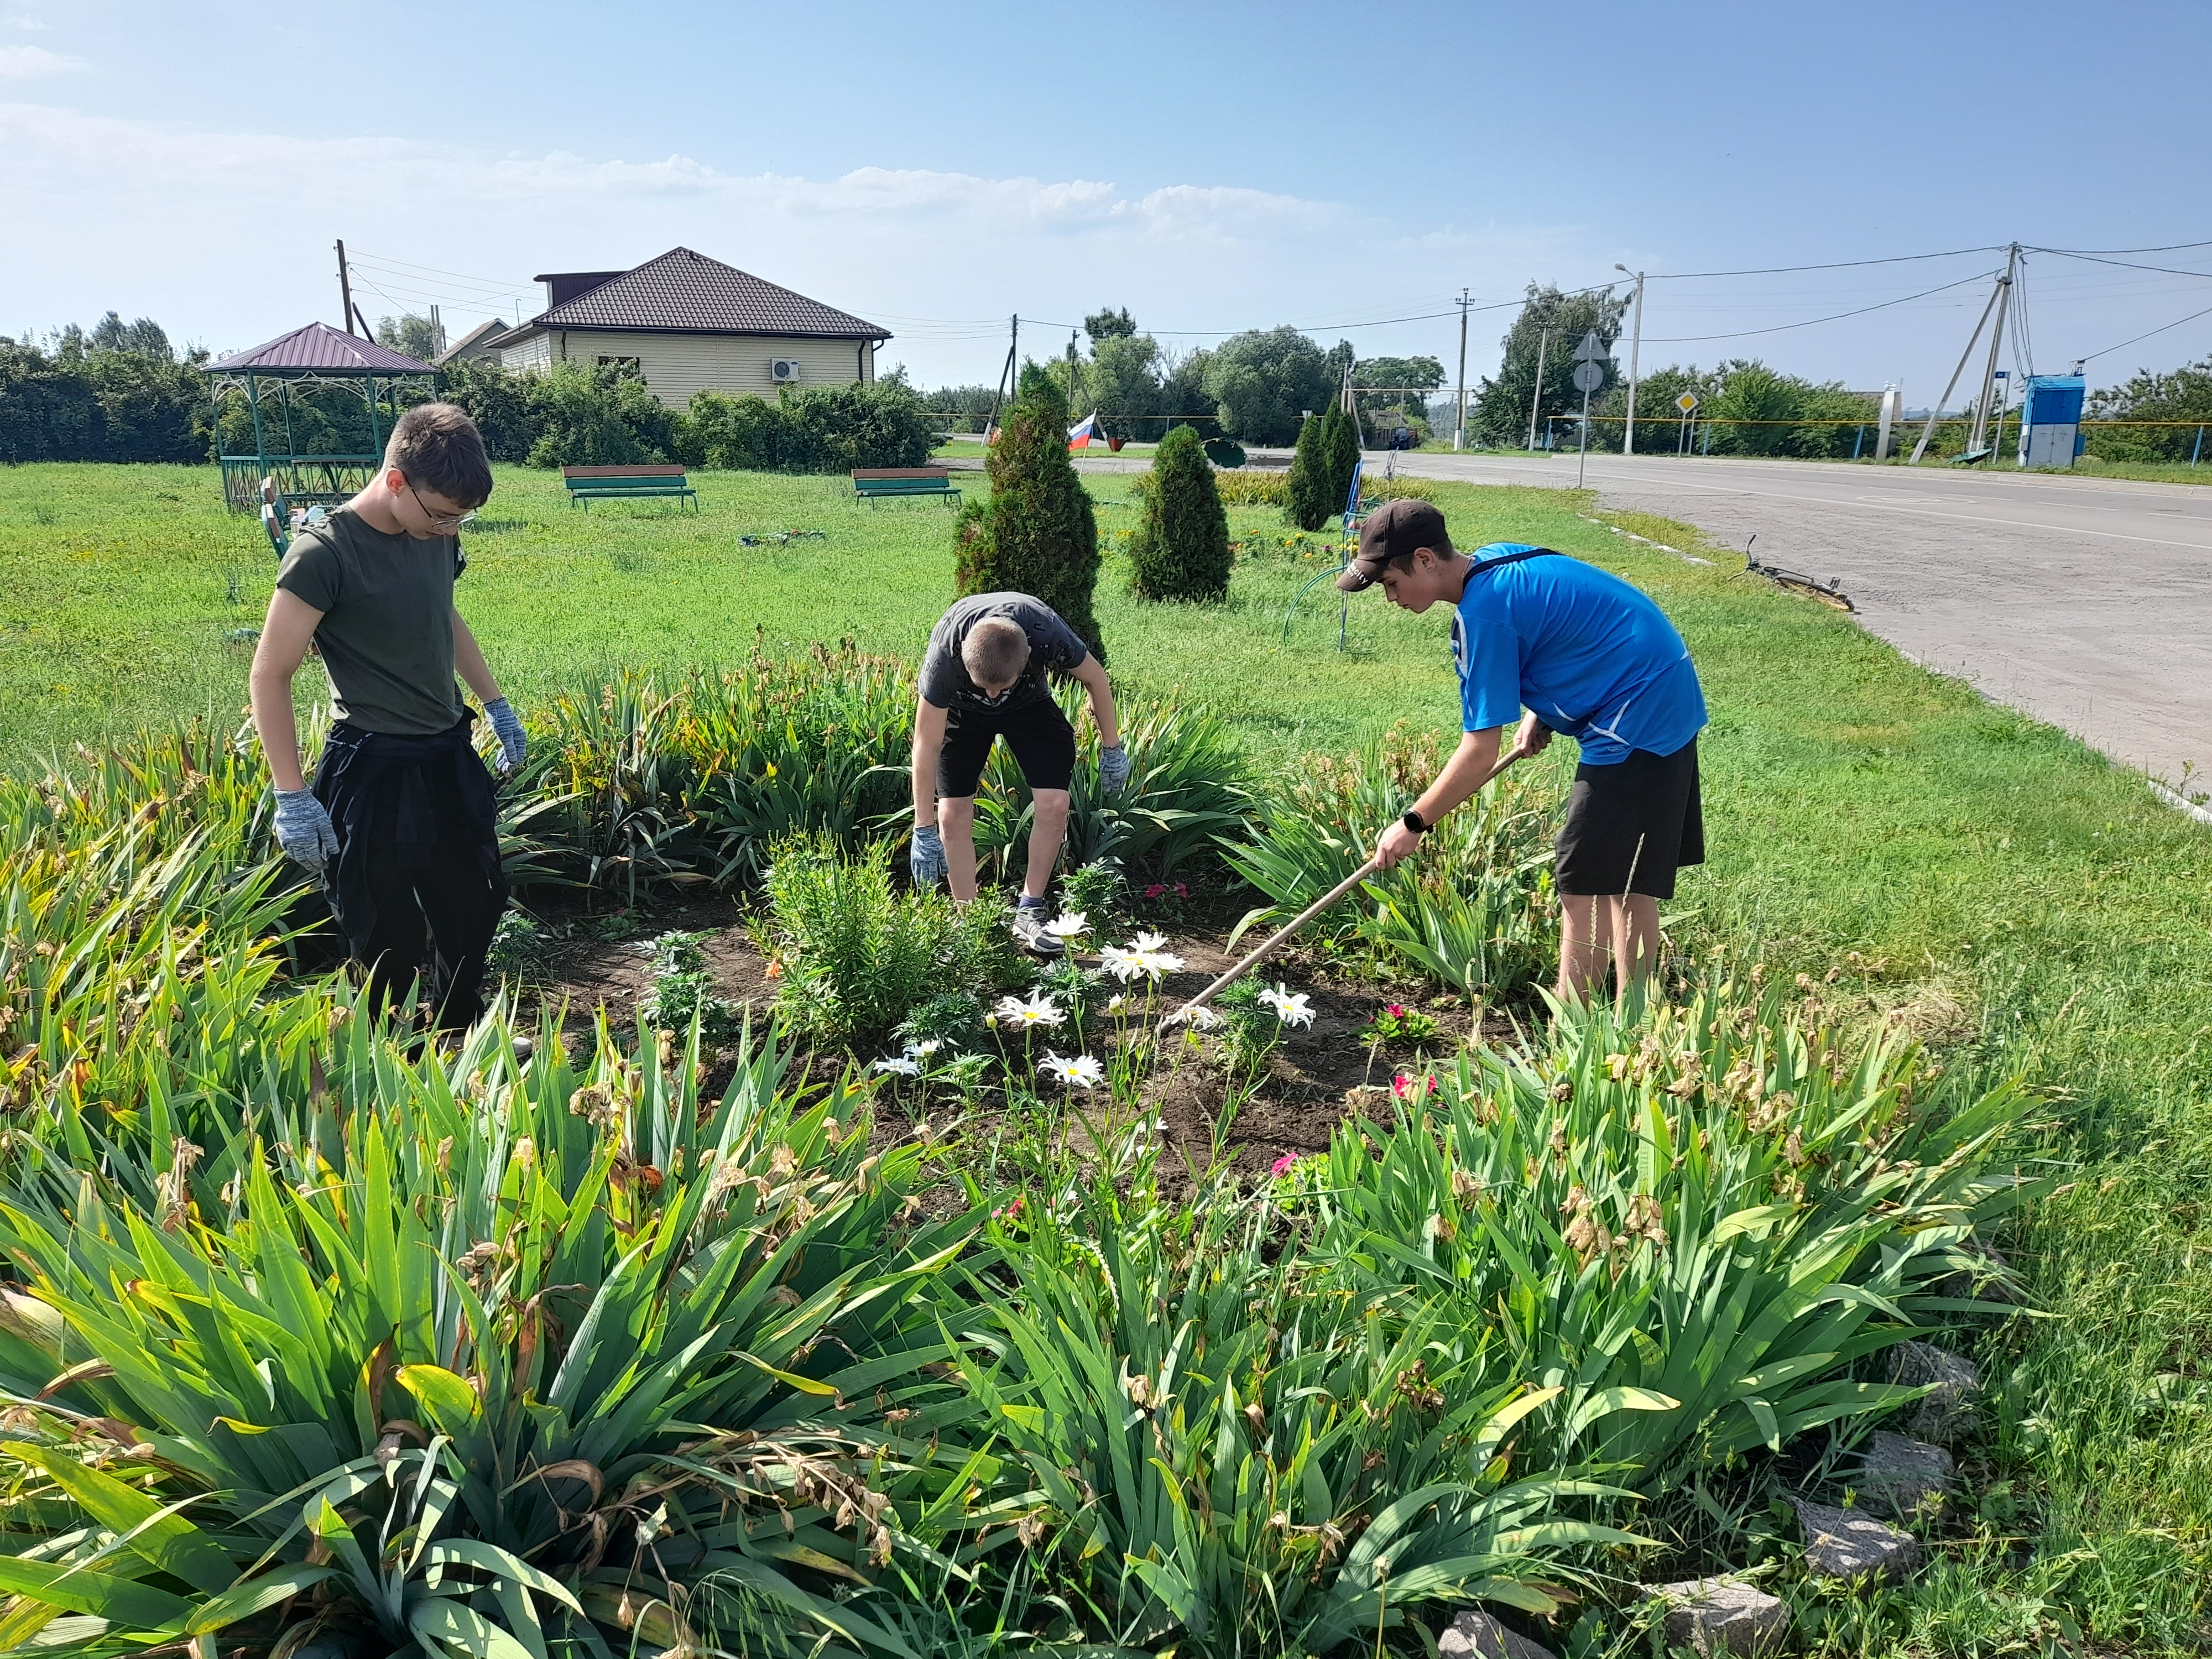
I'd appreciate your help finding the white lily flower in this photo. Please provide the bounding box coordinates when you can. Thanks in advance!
[1037,1051,1105,1089]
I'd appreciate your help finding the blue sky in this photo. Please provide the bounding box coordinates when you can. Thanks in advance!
[5,0,2209,399]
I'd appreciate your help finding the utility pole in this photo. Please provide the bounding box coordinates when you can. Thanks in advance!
[1453,288,1472,451]
[336,239,357,336]
[1909,267,2009,464]
[429,304,444,359]
[1616,264,1645,455]
[1968,243,2020,458]
[1525,329,1549,451]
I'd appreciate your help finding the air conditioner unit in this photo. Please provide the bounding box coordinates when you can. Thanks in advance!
[771,358,802,383]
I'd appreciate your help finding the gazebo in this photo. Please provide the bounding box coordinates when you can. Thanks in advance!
[203,323,440,513]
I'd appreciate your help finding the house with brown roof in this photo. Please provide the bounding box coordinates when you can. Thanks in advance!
[494,248,890,408]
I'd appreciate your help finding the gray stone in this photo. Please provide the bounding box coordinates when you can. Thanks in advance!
[1855,1431,1956,1520]
[1441,1610,1555,1659]
[1890,1341,1982,1443]
[1634,1578,1789,1656]
[1790,1498,1921,1582]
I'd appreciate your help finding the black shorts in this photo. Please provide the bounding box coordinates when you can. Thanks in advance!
[937,697,1078,799]
[1554,738,1704,900]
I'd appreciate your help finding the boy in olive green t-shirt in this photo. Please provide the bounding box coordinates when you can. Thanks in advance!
[249,403,521,1031]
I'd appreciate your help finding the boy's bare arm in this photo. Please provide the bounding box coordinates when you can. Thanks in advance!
[451,609,503,703]
[249,589,325,792]
[912,697,948,823]
[1071,655,1120,747]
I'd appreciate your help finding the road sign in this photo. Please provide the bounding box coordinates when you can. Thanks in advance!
[1676,392,1699,414]
[1572,361,1605,394]
[1573,330,1603,363]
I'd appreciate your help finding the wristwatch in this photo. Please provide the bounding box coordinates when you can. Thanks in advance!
[1402,808,1430,836]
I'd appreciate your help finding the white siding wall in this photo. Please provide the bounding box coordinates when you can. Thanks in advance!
[554,331,878,407]
[498,333,553,374]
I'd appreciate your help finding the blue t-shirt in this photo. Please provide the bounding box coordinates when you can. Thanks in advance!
[1449,545,1706,766]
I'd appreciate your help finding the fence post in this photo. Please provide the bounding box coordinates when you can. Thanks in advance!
[1853,424,1865,460]
[2193,425,2205,467]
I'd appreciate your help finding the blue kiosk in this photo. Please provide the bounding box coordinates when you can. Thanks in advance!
[2016,374,2085,469]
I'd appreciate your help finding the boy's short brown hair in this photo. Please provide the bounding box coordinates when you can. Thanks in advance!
[962,617,1031,687]
[384,403,494,508]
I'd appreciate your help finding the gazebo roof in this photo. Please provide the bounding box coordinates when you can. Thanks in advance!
[206,322,437,375]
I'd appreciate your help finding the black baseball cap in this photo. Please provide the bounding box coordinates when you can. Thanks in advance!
[1336,498,1454,592]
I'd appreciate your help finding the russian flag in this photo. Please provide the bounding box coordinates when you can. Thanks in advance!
[1067,411,1101,450]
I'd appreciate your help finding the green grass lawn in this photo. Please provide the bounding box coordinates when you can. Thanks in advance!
[1,460,2209,1652]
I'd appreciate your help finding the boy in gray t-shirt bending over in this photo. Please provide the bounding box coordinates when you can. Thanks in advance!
[909,592,1128,956]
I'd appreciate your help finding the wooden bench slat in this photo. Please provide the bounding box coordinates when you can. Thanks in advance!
[563,464,688,478]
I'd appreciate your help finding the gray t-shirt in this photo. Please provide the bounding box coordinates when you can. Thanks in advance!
[275,506,467,735]
[919,593,1088,712]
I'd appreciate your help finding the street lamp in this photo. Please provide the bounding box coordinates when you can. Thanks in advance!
[1615,263,1646,456]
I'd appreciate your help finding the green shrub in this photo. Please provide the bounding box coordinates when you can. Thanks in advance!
[0,1016,980,1656]
[973,688,1258,886]
[639,928,739,1039]
[686,376,936,473]
[1128,425,1231,603]
[759,832,1022,1053]
[953,367,1105,661]
[1208,468,1288,506]
[1283,408,1331,529]
[1293,980,2042,1497]
[964,1164,1645,1655]
[523,359,676,467]
[1225,723,1557,998]
[1321,403,1361,515]
[439,356,539,461]
[1361,473,1437,503]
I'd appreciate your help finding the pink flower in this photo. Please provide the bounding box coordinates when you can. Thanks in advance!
[1392,1072,1412,1097]
[1386,1004,1406,1018]
[1173,883,1189,899]
[992,1196,1027,1222]
[1145,883,1166,898]
[1270,1153,1298,1177]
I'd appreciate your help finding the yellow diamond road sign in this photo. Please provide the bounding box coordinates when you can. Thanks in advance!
[1676,392,1699,414]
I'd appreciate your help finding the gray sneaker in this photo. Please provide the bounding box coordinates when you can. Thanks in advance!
[1010,906,1065,957]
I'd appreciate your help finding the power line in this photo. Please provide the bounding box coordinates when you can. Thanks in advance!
[2025,248,2212,281]
[1643,245,2001,280]
[1641,269,2001,344]
[2033,237,2212,257]
[2078,299,2212,363]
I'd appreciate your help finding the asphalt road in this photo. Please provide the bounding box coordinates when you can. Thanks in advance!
[1387,451,2212,790]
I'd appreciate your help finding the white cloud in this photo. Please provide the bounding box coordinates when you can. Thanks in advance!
[0,101,1592,383]
[3,15,48,29]
[0,43,74,72]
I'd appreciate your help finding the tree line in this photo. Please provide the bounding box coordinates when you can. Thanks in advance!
[922,309,1445,449]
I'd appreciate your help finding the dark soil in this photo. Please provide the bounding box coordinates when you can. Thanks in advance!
[510,893,1523,1176]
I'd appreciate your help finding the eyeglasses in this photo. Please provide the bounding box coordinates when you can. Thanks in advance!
[405,479,465,531]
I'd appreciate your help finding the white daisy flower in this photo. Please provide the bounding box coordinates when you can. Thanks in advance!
[1105,993,1130,1015]
[1099,945,1145,982]
[994,992,1066,1029]
[873,1056,921,1077]
[1044,911,1089,941]
[1037,1051,1105,1089]
[1172,1004,1223,1030]
[1131,931,1170,953]
[1135,948,1185,978]
[903,1038,944,1059]
[1258,985,1316,1029]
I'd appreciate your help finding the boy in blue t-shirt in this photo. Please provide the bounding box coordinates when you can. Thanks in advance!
[1335,499,1707,1000]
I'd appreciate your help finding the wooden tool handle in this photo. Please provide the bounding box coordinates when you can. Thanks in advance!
[1167,857,1383,1026]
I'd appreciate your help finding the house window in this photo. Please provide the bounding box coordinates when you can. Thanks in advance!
[597,355,641,373]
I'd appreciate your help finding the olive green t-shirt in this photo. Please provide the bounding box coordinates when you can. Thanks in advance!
[274,506,466,735]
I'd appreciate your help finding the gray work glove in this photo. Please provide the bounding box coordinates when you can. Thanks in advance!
[1099,743,1132,796]
[273,787,340,872]
[484,697,527,774]
[910,823,947,888]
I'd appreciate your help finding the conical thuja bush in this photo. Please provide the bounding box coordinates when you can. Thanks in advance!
[1130,423,1232,602]
[953,364,1104,659]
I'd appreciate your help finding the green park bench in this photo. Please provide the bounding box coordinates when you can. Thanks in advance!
[562,463,700,513]
[852,467,962,507]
